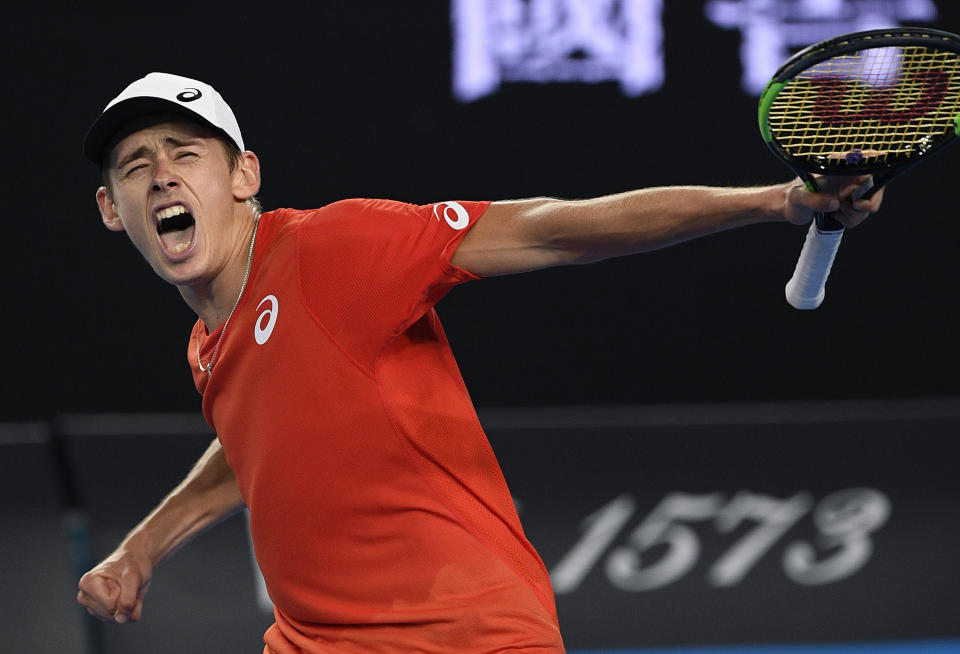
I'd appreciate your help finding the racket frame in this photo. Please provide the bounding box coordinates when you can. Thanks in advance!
[760,27,960,177]
[757,27,960,307]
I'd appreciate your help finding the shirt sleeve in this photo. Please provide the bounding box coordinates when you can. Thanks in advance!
[296,198,490,371]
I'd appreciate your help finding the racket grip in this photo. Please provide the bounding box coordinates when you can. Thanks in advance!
[785,220,844,310]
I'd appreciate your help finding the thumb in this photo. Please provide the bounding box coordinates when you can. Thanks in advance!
[784,182,839,225]
[805,189,841,213]
[115,570,143,623]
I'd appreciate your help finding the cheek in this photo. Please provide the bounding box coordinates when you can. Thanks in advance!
[123,226,155,262]
[189,171,235,215]
[113,199,152,239]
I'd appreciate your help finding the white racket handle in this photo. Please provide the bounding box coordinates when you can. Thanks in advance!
[784,220,844,310]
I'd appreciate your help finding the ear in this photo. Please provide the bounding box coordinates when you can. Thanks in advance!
[232,151,261,202]
[96,187,126,232]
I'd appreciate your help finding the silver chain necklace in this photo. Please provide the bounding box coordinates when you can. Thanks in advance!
[196,215,262,377]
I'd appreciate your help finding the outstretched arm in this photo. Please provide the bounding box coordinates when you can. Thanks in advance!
[77,437,244,623]
[452,177,882,277]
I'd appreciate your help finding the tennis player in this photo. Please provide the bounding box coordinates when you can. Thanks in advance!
[76,72,882,653]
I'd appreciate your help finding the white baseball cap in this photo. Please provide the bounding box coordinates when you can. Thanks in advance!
[84,72,245,165]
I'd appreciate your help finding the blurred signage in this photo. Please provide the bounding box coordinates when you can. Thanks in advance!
[451,0,939,101]
[551,487,891,594]
[482,405,960,650]
[451,0,666,101]
[706,0,939,93]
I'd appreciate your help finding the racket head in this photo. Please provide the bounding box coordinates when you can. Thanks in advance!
[758,28,960,179]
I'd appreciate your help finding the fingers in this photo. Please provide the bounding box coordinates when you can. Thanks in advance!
[783,181,838,225]
[853,184,884,213]
[76,555,152,624]
[832,176,884,228]
[77,576,145,623]
[77,574,120,622]
[789,174,885,228]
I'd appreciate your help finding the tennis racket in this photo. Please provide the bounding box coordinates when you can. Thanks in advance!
[758,27,960,309]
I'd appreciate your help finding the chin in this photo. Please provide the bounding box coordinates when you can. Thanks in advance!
[153,258,206,288]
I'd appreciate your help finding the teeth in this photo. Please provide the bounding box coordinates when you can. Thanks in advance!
[170,242,190,254]
[156,205,188,220]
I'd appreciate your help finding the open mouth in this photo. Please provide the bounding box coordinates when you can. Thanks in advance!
[156,205,196,255]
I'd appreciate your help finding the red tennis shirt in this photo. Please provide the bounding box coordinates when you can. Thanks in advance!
[189,199,564,653]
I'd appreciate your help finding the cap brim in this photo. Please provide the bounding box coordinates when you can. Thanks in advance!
[83,96,231,166]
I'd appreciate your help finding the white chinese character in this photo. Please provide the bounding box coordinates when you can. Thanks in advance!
[704,0,939,94]
[452,0,665,102]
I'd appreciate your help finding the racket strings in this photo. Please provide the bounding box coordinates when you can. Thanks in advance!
[768,44,960,168]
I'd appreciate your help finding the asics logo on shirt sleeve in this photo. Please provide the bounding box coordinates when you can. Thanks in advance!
[432,201,469,230]
[254,295,278,345]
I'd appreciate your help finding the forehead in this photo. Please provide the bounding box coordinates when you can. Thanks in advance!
[109,120,219,165]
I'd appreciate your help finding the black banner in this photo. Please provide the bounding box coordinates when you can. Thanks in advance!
[11,401,960,653]
[483,400,960,651]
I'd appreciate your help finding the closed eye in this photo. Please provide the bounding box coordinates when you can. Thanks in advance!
[123,162,149,177]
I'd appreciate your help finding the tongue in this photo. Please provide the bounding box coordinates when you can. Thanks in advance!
[159,224,195,255]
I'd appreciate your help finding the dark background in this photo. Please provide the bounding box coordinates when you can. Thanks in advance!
[3,2,959,420]
[3,4,960,652]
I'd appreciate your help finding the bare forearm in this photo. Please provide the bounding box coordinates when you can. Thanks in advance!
[454,176,881,278]
[455,183,801,276]
[530,184,785,263]
[118,437,244,565]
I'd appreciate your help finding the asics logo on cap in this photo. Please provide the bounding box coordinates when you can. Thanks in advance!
[176,88,202,102]
[84,72,246,164]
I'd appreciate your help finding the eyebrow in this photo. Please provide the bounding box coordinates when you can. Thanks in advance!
[115,137,204,170]
[116,145,151,171]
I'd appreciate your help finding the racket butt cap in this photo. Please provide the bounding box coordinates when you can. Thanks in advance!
[785,280,825,310]
[784,220,844,310]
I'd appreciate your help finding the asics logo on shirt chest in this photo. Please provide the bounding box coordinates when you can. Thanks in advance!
[433,201,469,230]
[255,294,279,345]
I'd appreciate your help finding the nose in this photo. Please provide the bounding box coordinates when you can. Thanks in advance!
[151,157,179,191]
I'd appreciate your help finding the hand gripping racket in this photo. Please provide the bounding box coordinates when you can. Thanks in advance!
[758,28,960,309]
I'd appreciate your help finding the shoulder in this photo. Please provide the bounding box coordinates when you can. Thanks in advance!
[292,199,438,242]
[254,201,410,261]
[262,199,489,250]
[265,199,485,227]
[268,199,423,227]
[317,199,427,223]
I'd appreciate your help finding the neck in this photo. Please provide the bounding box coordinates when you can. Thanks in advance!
[180,205,260,332]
